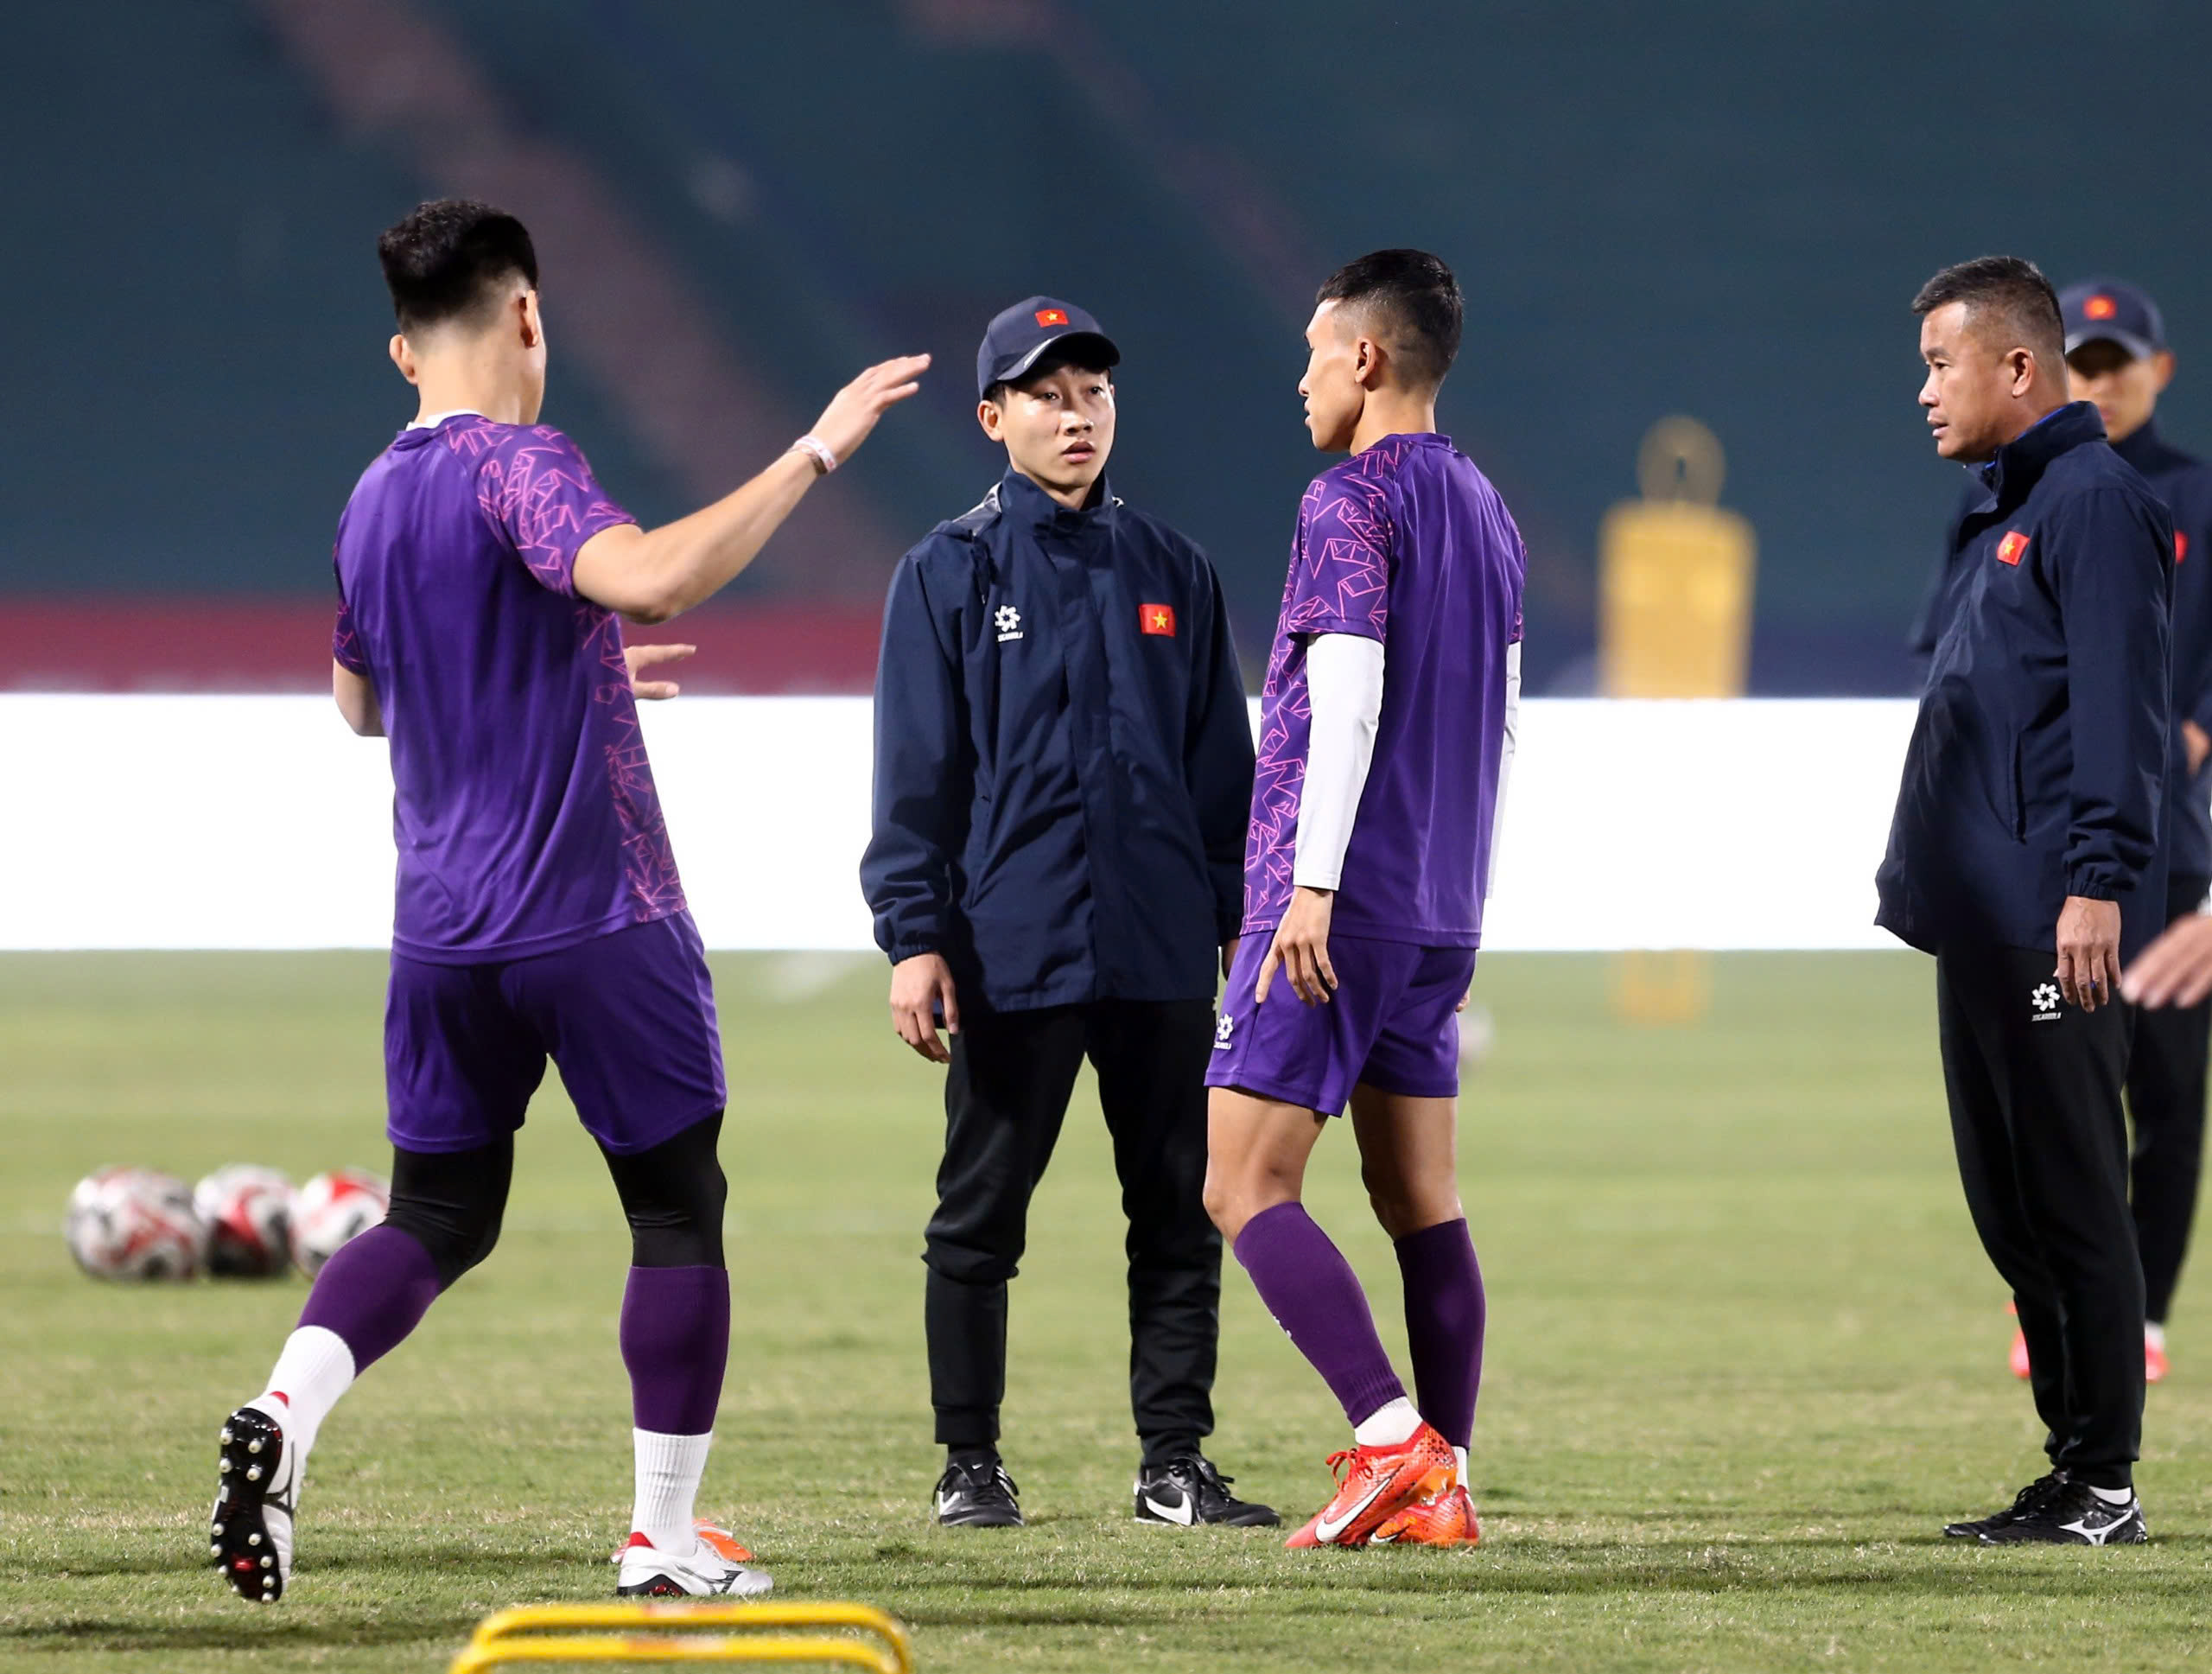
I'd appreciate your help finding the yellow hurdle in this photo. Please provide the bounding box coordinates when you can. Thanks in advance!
[448,1601,913,1673]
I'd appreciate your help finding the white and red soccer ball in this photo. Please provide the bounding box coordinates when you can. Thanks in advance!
[291,1168,391,1278]
[194,1165,296,1279]
[65,1167,204,1282]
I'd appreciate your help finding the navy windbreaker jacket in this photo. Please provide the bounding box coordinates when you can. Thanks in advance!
[861,469,1255,1011]
[1878,402,2174,959]
[1910,416,2212,883]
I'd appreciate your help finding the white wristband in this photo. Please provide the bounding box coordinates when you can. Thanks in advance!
[791,434,838,475]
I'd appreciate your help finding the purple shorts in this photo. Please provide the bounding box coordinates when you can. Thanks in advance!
[385,912,724,1156]
[1205,932,1476,1116]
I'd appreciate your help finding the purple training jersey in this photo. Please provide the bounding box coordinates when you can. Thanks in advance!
[333,416,684,964]
[1242,432,1525,946]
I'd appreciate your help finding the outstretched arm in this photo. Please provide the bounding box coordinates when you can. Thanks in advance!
[572,354,929,624]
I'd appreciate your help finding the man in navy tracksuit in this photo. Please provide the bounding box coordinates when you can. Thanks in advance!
[1879,257,2171,1545]
[1910,277,2212,1386]
[861,298,1272,1531]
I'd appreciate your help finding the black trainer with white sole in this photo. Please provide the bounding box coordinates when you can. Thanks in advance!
[210,1404,297,1603]
[1980,1479,2148,1545]
[1942,1471,2069,1540]
[1132,1454,1279,1527]
[933,1457,1022,1527]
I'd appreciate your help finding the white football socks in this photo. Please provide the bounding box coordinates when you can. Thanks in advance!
[2088,1484,2135,1505]
[632,1429,714,1553]
[1455,1446,1471,1487]
[251,1326,357,1461]
[1351,1397,1422,1448]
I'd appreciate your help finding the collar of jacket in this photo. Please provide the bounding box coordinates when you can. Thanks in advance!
[1974,400,2107,506]
[996,466,1118,537]
[2111,417,2165,471]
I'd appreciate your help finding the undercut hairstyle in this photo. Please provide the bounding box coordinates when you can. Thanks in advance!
[377,200,539,334]
[1317,248,1464,390]
[1912,256,2064,366]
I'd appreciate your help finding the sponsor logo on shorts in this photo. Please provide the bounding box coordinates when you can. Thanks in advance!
[2031,982,2062,1022]
[1212,1013,1235,1051]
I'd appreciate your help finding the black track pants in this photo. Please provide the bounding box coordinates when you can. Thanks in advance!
[1937,943,2143,1489]
[2126,875,2211,1326]
[921,1000,1220,1462]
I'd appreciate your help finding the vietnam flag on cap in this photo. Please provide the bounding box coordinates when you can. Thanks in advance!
[1996,530,2029,565]
[1035,308,1070,327]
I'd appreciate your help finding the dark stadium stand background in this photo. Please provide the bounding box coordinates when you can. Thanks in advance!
[8,0,2211,695]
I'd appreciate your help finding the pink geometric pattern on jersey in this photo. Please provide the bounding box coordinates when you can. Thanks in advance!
[448,419,633,597]
[1240,442,1405,929]
[332,594,366,674]
[581,603,687,920]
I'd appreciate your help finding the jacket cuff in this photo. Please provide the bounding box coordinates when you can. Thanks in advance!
[2064,868,2121,901]
[886,939,941,964]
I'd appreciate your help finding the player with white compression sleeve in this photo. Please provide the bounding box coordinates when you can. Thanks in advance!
[1203,249,1526,1550]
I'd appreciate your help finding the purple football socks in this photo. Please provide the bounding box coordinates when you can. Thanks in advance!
[620,1264,731,1435]
[1233,1202,1407,1428]
[1395,1218,1485,1451]
[296,1224,442,1373]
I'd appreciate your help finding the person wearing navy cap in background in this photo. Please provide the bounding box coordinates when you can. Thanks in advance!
[861,297,1273,1531]
[2060,277,2212,1388]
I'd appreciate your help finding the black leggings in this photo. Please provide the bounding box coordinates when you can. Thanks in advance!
[384,1111,728,1289]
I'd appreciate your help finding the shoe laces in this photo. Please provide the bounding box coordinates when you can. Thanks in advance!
[1158,1454,1233,1499]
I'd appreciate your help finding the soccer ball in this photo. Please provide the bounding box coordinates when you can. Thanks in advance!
[65,1167,203,1281]
[194,1165,296,1279]
[292,1169,390,1278]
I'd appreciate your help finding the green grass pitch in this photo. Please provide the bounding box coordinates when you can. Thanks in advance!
[3,951,2211,1671]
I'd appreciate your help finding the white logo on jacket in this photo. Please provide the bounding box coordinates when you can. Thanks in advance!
[995,605,1023,643]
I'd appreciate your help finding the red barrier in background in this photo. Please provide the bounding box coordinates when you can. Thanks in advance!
[0,600,885,694]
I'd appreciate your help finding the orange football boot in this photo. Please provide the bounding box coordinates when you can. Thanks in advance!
[1284,1423,1456,1550]
[1371,1482,1481,1548]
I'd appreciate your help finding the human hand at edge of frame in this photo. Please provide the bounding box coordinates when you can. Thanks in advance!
[1256,886,1337,1007]
[624,642,696,700]
[2054,894,2123,1012]
[2187,719,2211,777]
[807,353,932,465]
[2122,911,2212,1009]
[889,952,960,1064]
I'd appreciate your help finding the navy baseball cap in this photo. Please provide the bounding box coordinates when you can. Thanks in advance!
[2061,277,2167,360]
[976,296,1119,398]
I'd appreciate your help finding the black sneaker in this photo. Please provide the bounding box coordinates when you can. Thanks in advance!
[1980,1478,2147,1546]
[1133,1454,1280,1527]
[1942,1471,2069,1539]
[933,1457,1022,1527]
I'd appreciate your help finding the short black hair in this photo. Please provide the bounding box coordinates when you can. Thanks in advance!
[377,200,538,334]
[1912,256,2063,366]
[1316,249,1463,390]
[982,350,1115,409]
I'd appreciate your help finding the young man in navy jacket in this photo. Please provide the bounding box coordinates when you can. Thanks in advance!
[861,298,1271,1530]
[1878,257,2172,1546]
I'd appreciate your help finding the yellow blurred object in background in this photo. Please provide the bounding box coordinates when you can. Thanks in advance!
[1599,418,1758,1023]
